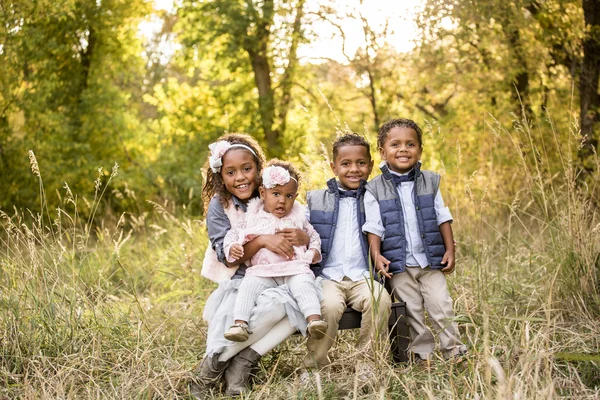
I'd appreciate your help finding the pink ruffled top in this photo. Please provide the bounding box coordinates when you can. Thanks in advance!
[224,198,322,278]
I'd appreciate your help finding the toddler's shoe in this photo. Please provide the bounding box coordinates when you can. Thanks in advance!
[224,323,252,342]
[307,319,328,340]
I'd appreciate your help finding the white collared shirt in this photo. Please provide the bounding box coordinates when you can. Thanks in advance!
[362,169,453,268]
[308,189,370,282]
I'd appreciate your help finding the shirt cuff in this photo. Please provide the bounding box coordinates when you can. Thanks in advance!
[308,248,322,263]
[362,222,385,238]
[436,206,453,226]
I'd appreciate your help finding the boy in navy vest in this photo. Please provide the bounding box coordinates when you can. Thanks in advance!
[304,133,392,369]
[363,118,467,362]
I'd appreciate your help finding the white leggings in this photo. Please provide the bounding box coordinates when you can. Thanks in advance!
[218,311,296,362]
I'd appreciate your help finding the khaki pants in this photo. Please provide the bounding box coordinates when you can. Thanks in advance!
[304,277,391,368]
[390,266,466,360]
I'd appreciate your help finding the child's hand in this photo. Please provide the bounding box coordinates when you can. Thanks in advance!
[260,235,294,259]
[441,250,455,274]
[276,228,309,246]
[375,254,392,279]
[229,244,244,260]
[310,250,321,264]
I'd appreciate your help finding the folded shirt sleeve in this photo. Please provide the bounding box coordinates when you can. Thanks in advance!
[361,191,385,238]
[434,190,453,225]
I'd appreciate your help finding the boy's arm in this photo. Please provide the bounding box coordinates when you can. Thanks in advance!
[362,190,392,278]
[433,185,455,274]
[439,222,455,274]
[367,233,392,279]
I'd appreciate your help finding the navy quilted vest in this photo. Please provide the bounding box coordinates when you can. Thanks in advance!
[365,163,446,274]
[306,178,369,276]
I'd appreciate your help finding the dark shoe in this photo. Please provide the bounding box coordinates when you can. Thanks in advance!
[224,347,262,396]
[189,353,230,399]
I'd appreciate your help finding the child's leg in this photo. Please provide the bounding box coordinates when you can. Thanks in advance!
[284,273,322,320]
[346,278,392,352]
[390,267,435,360]
[249,317,296,355]
[218,302,288,362]
[419,268,467,359]
[304,279,347,368]
[233,276,276,323]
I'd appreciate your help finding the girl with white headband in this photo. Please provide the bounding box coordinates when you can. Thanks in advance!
[223,159,327,343]
[192,134,312,397]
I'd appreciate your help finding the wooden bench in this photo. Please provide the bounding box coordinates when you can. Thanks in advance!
[338,300,409,362]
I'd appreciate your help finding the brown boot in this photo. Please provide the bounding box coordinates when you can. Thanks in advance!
[189,353,230,399]
[224,347,262,396]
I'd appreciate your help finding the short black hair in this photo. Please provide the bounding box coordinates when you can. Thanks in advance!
[332,132,371,161]
[377,118,423,150]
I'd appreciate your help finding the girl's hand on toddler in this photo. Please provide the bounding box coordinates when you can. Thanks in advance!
[261,234,295,259]
[229,244,244,260]
[375,255,392,279]
[310,250,320,264]
[276,228,309,246]
[441,250,455,274]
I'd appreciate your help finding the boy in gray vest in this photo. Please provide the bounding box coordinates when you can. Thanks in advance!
[363,118,467,362]
[304,133,392,370]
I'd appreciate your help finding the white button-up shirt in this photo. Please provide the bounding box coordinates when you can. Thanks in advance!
[308,189,370,282]
[362,169,453,268]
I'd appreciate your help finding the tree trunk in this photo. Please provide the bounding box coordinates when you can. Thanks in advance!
[277,0,306,142]
[248,49,278,155]
[579,0,600,172]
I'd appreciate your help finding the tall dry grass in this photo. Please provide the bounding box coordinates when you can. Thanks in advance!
[1,113,599,399]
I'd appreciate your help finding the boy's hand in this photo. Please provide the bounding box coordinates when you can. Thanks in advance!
[260,234,294,259]
[229,244,244,260]
[276,228,309,246]
[441,250,455,274]
[375,254,392,279]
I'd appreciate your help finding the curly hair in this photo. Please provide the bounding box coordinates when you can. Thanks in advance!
[377,118,423,150]
[202,133,266,208]
[332,132,372,161]
[263,158,302,186]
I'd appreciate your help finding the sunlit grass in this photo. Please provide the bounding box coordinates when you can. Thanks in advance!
[1,112,599,398]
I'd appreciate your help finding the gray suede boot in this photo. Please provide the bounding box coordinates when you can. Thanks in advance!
[189,353,230,399]
[224,347,262,396]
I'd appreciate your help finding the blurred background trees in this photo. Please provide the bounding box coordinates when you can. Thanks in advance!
[0,0,598,214]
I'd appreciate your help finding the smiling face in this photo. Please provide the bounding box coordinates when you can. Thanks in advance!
[379,126,422,174]
[220,148,259,201]
[259,179,298,218]
[330,144,373,190]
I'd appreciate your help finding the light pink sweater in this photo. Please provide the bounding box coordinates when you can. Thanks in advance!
[224,198,321,277]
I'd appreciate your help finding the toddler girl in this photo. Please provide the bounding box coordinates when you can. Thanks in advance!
[223,160,328,342]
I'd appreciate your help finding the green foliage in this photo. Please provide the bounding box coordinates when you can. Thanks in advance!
[0,0,152,212]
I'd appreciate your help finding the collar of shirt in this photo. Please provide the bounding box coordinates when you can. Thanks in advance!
[338,187,358,198]
[231,195,249,212]
[390,169,416,185]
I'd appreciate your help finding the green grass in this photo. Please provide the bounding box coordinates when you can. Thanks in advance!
[1,122,599,398]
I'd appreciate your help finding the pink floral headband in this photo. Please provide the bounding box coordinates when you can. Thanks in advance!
[262,166,298,189]
[208,140,257,173]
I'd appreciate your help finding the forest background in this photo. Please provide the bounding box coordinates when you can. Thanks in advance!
[1,0,599,398]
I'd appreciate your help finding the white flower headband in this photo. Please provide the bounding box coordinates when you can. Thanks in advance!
[208,140,257,173]
[262,166,298,189]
